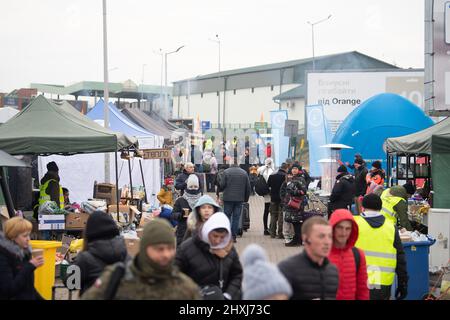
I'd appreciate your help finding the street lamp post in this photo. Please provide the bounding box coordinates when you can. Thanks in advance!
[209,35,221,128]
[164,45,185,120]
[307,15,332,71]
[102,0,110,183]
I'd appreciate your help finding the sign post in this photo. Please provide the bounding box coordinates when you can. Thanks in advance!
[142,148,172,160]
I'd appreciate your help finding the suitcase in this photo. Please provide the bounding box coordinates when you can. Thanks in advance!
[237,203,250,237]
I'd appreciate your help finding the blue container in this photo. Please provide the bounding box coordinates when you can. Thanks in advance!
[392,236,435,300]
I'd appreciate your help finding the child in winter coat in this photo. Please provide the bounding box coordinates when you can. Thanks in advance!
[184,195,221,242]
[157,177,174,206]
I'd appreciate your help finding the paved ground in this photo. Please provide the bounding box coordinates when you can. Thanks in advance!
[234,194,302,264]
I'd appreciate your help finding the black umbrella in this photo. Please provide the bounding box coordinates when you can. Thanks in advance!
[0,150,30,218]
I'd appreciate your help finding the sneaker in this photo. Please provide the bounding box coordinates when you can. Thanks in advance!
[277,234,284,239]
[263,230,270,236]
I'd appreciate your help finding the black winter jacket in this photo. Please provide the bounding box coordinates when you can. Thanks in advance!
[171,197,194,246]
[221,166,251,203]
[354,166,369,197]
[278,251,339,300]
[267,169,287,203]
[73,236,128,295]
[280,175,308,214]
[0,233,41,300]
[329,173,356,212]
[40,171,62,207]
[175,171,204,195]
[175,235,243,300]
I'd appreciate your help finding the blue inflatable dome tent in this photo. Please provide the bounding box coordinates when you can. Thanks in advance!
[332,93,434,169]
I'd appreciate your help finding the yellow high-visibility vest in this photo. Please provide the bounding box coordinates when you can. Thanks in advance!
[380,189,405,225]
[354,215,397,287]
[39,179,64,209]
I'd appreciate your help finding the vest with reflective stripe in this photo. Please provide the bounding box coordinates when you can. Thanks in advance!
[39,179,64,209]
[354,215,397,287]
[380,189,404,225]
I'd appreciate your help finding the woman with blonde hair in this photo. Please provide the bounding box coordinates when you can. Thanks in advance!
[0,217,44,300]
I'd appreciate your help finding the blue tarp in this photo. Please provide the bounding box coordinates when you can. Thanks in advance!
[332,93,434,169]
[88,99,155,137]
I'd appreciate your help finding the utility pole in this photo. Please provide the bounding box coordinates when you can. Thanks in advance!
[164,45,185,120]
[102,0,110,183]
[307,14,332,71]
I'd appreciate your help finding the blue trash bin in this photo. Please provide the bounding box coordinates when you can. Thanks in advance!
[392,236,436,300]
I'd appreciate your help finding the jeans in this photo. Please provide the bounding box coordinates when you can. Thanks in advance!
[283,211,294,242]
[224,201,243,238]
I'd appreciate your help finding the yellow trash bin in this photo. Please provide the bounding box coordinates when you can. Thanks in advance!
[29,240,62,300]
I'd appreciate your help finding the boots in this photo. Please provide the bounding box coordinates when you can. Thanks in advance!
[285,238,301,247]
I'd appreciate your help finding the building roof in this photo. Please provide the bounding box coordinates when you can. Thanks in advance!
[30,80,172,99]
[174,51,398,84]
[272,85,305,101]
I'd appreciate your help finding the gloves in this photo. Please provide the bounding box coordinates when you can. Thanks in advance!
[395,283,408,300]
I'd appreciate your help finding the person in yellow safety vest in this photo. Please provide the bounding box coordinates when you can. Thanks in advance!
[39,161,64,209]
[354,193,408,300]
[380,185,413,231]
[205,136,214,151]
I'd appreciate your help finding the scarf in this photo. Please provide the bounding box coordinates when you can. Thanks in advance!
[183,190,202,209]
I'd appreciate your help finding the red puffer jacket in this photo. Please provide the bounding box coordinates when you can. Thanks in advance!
[328,209,369,300]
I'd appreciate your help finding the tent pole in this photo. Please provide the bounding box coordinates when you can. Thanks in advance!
[128,153,134,202]
[115,152,120,222]
[0,167,15,218]
[139,159,148,203]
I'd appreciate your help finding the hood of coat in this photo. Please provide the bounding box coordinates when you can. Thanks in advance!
[40,171,60,184]
[0,232,28,260]
[188,195,221,230]
[329,209,359,250]
[86,236,128,265]
[200,212,231,249]
[389,185,408,201]
[336,173,354,182]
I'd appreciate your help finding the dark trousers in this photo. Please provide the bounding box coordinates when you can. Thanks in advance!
[205,173,216,192]
[370,286,392,300]
[292,221,302,245]
[263,202,270,231]
[269,202,283,237]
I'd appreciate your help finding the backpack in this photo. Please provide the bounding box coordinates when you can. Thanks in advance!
[202,154,212,173]
[352,247,361,274]
[254,175,270,196]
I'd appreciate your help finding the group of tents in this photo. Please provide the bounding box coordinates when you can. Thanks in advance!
[0,95,181,215]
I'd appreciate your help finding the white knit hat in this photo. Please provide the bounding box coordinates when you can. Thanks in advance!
[186,174,199,190]
[241,244,292,300]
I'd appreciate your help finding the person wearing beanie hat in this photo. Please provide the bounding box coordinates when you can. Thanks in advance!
[171,173,202,246]
[280,164,308,246]
[328,164,355,219]
[380,185,413,231]
[354,194,408,301]
[157,177,174,206]
[242,244,292,300]
[366,161,385,195]
[74,211,128,295]
[175,212,243,300]
[82,218,201,300]
[38,161,64,214]
[175,163,204,196]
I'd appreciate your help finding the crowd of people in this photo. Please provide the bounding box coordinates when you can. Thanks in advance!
[0,145,414,300]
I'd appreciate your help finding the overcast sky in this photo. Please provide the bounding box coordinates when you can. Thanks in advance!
[0,0,424,92]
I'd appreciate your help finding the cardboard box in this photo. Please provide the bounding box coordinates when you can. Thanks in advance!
[38,214,65,230]
[124,238,140,257]
[65,212,90,230]
[108,205,139,225]
[139,212,154,228]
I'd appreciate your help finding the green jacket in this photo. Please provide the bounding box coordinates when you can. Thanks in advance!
[389,186,413,231]
[81,258,201,300]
